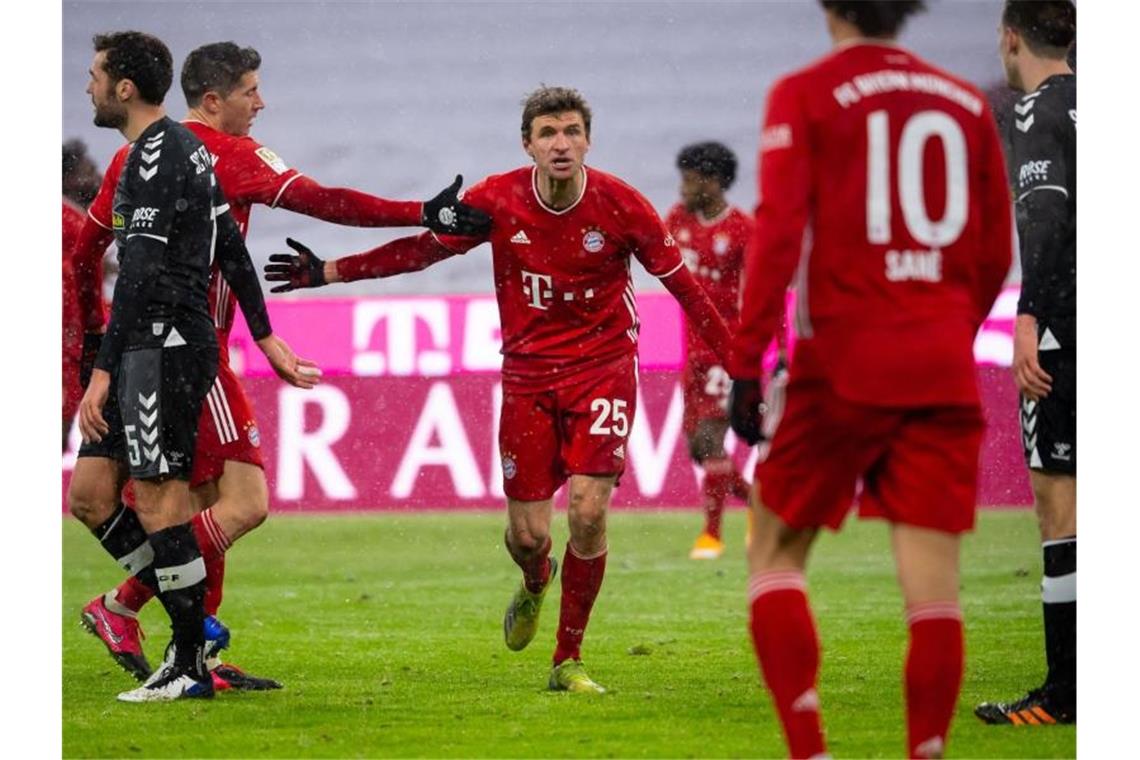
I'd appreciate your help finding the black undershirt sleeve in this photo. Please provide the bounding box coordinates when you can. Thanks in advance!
[214,207,273,341]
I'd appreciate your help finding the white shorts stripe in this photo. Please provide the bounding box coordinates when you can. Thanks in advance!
[215,380,239,442]
[204,382,231,445]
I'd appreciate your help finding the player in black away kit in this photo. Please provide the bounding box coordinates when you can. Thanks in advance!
[71,30,316,702]
[977,0,1077,726]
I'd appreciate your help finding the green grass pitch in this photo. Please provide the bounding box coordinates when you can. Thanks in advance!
[62,510,1075,758]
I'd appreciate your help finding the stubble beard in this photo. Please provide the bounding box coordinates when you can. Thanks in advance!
[92,98,126,130]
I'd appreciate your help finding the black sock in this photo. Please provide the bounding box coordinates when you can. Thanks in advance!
[1042,536,1076,701]
[91,503,159,591]
[149,523,207,677]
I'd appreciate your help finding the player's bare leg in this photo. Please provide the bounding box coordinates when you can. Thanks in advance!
[892,524,964,758]
[72,456,156,680]
[503,497,556,651]
[547,475,612,694]
[117,478,212,702]
[745,485,826,759]
[976,471,1075,725]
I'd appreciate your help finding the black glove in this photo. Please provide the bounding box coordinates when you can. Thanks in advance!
[422,174,492,236]
[729,378,765,446]
[79,332,102,389]
[264,238,327,293]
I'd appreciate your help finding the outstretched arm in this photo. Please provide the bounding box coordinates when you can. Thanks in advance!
[263,232,469,293]
[276,174,491,236]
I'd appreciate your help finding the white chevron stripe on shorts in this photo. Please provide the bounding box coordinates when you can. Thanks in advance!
[205,378,239,444]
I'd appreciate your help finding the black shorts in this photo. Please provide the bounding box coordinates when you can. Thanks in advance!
[1021,334,1075,475]
[78,344,217,481]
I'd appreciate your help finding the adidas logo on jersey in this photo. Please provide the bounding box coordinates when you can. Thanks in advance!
[510,230,531,245]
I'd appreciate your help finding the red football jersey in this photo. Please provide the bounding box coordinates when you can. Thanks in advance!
[665,204,751,367]
[89,124,302,344]
[436,166,690,391]
[731,41,1012,407]
[87,143,130,234]
[62,199,86,417]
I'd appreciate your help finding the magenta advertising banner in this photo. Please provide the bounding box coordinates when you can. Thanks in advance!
[63,289,1032,510]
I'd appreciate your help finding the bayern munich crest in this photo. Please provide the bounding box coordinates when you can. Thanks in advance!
[501,455,517,480]
[248,425,261,447]
[582,230,605,253]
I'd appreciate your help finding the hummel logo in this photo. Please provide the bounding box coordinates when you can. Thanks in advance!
[139,165,158,181]
[1015,114,1035,133]
[511,230,531,244]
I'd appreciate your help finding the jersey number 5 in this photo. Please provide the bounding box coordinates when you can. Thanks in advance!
[866,109,968,248]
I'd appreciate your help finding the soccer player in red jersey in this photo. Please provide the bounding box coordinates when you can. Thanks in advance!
[62,141,101,448]
[665,142,771,560]
[727,3,1012,756]
[71,41,490,689]
[265,86,733,693]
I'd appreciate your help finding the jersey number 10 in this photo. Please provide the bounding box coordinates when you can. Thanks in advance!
[866,109,968,248]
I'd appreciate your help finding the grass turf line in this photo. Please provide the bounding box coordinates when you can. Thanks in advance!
[63,510,1075,758]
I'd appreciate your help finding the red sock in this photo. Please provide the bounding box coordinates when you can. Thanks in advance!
[505,533,552,594]
[190,508,232,562]
[553,543,607,665]
[204,554,226,616]
[905,602,964,759]
[191,509,232,617]
[112,575,155,614]
[749,571,826,759]
[702,458,735,539]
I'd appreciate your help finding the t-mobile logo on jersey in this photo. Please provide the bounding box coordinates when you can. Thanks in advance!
[521,270,554,310]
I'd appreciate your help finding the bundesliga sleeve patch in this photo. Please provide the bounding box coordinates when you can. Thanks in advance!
[255,146,289,175]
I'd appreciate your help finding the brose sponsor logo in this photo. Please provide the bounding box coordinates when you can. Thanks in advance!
[1018,159,1052,188]
[131,207,159,228]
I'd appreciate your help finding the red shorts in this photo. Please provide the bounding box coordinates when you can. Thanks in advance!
[499,356,637,501]
[755,376,985,534]
[682,361,730,435]
[189,359,263,487]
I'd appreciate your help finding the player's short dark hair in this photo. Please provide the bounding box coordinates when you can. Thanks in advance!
[819,1,927,37]
[1002,1,1076,59]
[92,31,173,106]
[676,142,738,190]
[62,139,90,180]
[521,86,592,141]
[181,42,263,107]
